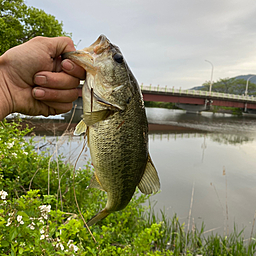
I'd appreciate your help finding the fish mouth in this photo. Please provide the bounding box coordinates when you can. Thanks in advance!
[61,50,95,72]
[61,35,110,72]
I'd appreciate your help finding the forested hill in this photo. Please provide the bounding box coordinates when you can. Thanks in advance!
[191,74,256,95]
[234,74,256,84]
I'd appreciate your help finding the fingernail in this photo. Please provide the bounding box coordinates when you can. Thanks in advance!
[34,75,47,85]
[33,88,45,98]
[61,59,74,71]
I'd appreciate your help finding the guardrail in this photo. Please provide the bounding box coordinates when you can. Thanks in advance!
[140,84,256,102]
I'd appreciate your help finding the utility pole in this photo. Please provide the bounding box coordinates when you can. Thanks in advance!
[245,75,255,96]
[205,60,214,93]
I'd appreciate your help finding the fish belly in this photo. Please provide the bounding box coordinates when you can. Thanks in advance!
[88,103,148,211]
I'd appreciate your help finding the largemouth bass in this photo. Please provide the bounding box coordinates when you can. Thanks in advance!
[63,35,160,226]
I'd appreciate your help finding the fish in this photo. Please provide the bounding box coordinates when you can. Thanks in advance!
[62,35,160,226]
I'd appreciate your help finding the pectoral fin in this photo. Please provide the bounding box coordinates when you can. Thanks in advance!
[138,154,160,194]
[82,109,114,126]
[74,120,87,136]
[93,93,125,111]
[88,172,105,191]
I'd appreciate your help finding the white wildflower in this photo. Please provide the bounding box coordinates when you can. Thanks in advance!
[0,190,8,200]
[28,222,35,230]
[67,240,73,246]
[69,243,78,252]
[17,215,23,222]
[8,212,14,216]
[23,151,28,155]
[40,235,45,240]
[20,220,24,225]
[6,218,12,226]
[56,243,64,251]
[6,141,14,149]
[12,153,17,158]
[40,229,45,234]
[39,205,51,219]
[39,205,51,213]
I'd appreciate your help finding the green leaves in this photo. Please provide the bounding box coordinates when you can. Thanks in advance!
[201,77,256,96]
[0,0,69,55]
[9,226,18,241]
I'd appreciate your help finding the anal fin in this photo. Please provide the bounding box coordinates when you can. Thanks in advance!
[88,172,105,191]
[138,154,160,194]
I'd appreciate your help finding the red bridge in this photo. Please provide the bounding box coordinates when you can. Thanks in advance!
[77,84,256,112]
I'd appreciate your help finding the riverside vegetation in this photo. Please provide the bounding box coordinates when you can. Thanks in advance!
[1,120,256,255]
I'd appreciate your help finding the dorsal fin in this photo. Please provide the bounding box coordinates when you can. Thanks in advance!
[138,154,160,194]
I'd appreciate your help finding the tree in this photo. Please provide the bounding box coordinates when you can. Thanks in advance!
[0,0,69,55]
[201,78,256,95]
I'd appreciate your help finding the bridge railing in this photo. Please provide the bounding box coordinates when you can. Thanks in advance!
[140,84,256,102]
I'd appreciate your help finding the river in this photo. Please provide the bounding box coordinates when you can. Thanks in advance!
[33,108,256,237]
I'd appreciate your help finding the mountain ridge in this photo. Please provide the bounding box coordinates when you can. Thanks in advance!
[191,74,256,91]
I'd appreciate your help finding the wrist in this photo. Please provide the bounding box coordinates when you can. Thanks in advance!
[0,58,12,120]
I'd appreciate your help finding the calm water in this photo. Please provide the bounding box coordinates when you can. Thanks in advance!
[34,108,256,237]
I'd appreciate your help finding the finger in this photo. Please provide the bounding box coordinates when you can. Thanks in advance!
[34,71,80,89]
[32,87,79,103]
[61,59,86,80]
[44,102,74,115]
[49,37,77,57]
[30,101,73,117]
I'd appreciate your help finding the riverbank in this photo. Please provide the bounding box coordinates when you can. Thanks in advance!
[1,120,256,255]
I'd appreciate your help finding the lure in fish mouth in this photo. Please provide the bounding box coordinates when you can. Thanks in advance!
[63,35,160,226]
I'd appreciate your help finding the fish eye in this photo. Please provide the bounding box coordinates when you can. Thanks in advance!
[113,53,123,63]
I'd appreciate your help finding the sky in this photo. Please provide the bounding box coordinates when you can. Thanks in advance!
[26,0,256,89]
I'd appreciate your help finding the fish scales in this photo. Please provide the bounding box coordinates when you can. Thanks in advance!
[62,35,160,226]
[90,96,148,211]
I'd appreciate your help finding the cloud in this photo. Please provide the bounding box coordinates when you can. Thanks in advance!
[27,0,256,89]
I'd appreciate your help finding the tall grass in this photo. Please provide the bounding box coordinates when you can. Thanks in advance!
[145,200,256,255]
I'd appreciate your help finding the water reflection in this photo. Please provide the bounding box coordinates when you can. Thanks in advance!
[27,108,256,238]
[146,108,256,237]
[149,132,254,145]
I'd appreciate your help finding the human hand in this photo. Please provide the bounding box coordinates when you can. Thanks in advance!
[0,36,85,119]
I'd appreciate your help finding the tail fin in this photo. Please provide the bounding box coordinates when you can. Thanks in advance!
[87,208,110,226]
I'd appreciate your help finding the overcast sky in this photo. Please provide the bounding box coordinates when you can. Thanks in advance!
[26,0,256,89]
